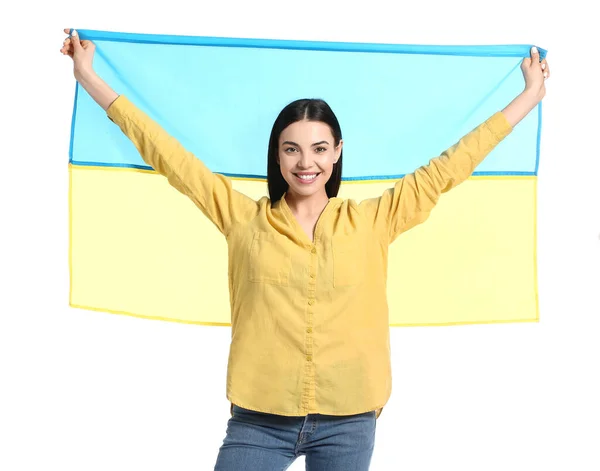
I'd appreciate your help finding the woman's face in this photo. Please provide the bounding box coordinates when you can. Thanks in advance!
[277,119,343,199]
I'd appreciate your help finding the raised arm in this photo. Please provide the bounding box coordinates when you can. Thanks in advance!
[61,29,259,236]
[359,46,549,245]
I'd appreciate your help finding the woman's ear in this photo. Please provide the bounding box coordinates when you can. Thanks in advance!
[334,139,344,164]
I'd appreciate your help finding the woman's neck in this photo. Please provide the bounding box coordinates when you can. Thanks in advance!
[284,190,330,218]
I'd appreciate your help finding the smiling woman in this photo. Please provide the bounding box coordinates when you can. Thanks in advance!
[61,27,549,471]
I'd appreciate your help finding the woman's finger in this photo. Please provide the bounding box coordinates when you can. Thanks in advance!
[542,60,550,79]
[530,46,540,64]
[71,29,82,51]
[541,59,549,77]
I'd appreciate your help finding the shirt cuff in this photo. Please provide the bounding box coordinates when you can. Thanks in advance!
[485,111,513,141]
[106,94,130,124]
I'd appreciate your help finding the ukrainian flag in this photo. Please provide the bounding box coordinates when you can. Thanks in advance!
[68,29,545,326]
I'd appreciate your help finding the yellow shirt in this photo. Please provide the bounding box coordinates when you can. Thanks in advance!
[106,95,513,418]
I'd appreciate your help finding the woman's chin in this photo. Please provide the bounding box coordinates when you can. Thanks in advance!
[287,183,326,199]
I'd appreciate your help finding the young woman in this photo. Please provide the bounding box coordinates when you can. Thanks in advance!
[61,28,550,471]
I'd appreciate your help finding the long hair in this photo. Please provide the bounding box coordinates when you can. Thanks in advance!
[267,99,343,203]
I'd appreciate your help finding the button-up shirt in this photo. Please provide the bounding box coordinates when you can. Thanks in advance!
[107,95,512,418]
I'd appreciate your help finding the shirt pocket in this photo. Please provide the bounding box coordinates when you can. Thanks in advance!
[248,231,291,286]
[332,235,366,287]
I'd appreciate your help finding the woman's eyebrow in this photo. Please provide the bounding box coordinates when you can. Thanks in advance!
[282,140,330,147]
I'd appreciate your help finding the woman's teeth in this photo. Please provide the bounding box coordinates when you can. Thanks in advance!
[298,174,317,180]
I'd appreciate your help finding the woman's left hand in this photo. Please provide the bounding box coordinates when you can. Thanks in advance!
[521,46,550,101]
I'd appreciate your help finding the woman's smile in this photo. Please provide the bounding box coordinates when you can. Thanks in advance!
[293,172,321,184]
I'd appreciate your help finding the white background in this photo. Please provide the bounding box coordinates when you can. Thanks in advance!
[1,1,599,470]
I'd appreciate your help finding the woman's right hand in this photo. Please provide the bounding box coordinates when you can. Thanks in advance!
[60,29,96,80]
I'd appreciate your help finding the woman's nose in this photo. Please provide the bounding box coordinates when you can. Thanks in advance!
[298,153,312,169]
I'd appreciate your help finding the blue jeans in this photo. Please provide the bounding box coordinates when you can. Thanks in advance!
[214,405,377,470]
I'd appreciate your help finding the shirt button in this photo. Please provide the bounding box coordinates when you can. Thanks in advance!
[306,355,312,362]
[310,273,315,279]
[307,327,313,333]
[311,247,317,254]
[308,299,314,306]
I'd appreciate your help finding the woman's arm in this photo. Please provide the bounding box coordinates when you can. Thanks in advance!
[503,46,549,127]
[61,29,118,110]
[359,109,514,244]
[61,29,259,236]
[359,46,549,245]
[75,68,119,111]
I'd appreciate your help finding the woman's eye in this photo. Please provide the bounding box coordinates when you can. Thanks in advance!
[316,147,327,153]
[285,147,297,153]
